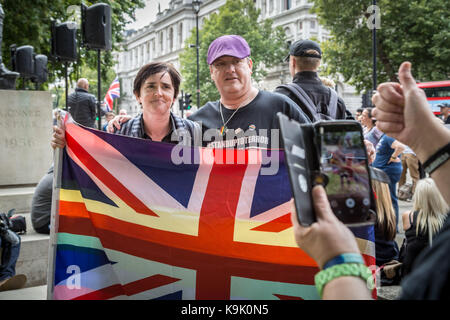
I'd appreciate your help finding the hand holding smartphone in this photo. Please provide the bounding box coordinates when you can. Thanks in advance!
[278,113,376,226]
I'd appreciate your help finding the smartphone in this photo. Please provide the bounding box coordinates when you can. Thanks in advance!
[316,121,375,226]
[277,113,317,226]
[277,113,375,226]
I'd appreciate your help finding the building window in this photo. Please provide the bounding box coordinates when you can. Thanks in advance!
[298,21,303,30]
[159,32,164,55]
[285,27,292,38]
[169,27,174,52]
[310,20,316,30]
[285,0,291,10]
[178,23,183,48]
[269,0,273,13]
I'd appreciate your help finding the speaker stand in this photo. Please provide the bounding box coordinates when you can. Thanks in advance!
[96,49,102,130]
[64,62,68,111]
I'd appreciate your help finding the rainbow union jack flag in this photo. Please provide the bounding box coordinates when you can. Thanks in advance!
[103,77,120,112]
[49,113,376,300]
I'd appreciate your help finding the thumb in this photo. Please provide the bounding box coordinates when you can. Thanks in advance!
[312,185,336,221]
[398,62,417,93]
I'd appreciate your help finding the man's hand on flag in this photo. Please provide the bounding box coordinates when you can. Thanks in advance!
[51,126,66,149]
[106,115,132,133]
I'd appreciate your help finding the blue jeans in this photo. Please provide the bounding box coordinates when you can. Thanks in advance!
[383,167,402,230]
[0,234,21,281]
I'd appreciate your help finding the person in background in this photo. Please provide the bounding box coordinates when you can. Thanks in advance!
[319,77,336,89]
[361,108,383,148]
[102,112,116,131]
[438,103,450,124]
[30,167,53,235]
[68,78,104,128]
[275,39,352,122]
[355,108,364,123]
[119,108,127,116]
[401,178,448,277]
[398,144,421,200]
[371,168,399,270]
[372,134,405,227]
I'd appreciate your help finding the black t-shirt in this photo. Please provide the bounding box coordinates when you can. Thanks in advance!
[188,90,311,149]
[402,211,430,276]
[399,214,450,299]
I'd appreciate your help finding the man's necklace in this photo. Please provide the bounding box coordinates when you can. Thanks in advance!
[219,101,243,136]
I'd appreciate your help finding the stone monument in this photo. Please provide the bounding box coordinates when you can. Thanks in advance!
[0,90,53,212]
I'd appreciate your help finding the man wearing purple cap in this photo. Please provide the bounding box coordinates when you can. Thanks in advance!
[188,35,310,149]
[275,39,352,122]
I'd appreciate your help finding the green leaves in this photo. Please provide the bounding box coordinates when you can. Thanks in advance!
[311,0,450,93]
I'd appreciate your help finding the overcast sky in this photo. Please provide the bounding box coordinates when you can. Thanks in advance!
[126,0,171,30]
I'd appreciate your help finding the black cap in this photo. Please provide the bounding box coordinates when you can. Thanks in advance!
[285,39,322,61]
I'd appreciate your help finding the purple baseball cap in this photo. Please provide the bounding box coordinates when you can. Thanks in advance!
[207,35,251,65]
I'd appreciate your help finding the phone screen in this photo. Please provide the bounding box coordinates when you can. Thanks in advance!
[319,125,372,224]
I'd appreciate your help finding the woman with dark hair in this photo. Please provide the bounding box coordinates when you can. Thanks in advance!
[52,62,199,148]
[110,62,198,143]
[361,108,383,148]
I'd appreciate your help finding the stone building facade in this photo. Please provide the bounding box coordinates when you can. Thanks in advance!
[115,0,361,116]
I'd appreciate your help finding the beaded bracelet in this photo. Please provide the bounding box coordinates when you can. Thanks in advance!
[315,263,373,298]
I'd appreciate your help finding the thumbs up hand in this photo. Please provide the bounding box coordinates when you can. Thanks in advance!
[372,62,435,152]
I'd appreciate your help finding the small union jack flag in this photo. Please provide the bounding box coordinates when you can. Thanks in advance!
[104,77,120,112]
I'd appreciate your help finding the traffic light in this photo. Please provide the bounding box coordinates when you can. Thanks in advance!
[178,97,185,110]
[184,93,192,110]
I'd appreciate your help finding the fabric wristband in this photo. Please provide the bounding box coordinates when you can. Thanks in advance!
[315,263,373,299]
[422,142,450,175]
[323,253,365,270]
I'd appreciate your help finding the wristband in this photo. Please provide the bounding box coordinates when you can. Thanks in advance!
[315,263,373,299]
[422,142,450,175]
[323,253,365,270]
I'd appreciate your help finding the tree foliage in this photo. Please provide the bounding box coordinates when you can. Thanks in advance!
[310,0,450,93]
[179,0,287,107]
[1,0,144,91]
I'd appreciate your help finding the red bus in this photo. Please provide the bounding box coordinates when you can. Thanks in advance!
[417,80,450,116]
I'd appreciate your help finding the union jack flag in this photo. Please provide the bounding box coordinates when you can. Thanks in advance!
[49,113,376,300]
[103,77,120,112]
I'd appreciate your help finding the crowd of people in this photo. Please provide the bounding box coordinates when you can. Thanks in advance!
[3,34,445,299]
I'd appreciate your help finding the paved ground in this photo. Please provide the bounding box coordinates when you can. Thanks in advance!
[0,285,47,300]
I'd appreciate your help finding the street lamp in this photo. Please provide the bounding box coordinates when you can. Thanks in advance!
[192,0,202,109]
[372,0,377,93]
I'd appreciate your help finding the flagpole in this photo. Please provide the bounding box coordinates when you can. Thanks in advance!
[46,110,64,300]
